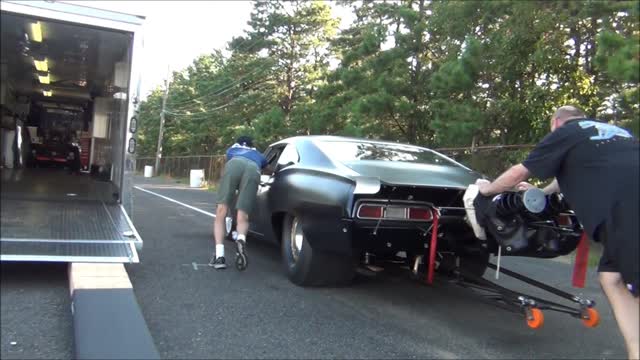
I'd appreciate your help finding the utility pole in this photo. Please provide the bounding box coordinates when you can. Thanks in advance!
[154,67,170,176]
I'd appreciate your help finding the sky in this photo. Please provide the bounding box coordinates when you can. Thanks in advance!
[70,1,355,99]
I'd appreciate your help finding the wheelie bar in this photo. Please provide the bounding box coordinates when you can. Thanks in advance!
[451,263,600,329]
[485,263,595,307]
[421,206,598,329]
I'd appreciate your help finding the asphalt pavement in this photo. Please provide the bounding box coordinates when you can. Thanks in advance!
[0,262,73,359]
[128,176,627,359]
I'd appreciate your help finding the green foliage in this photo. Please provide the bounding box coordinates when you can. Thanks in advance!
[137,0,640,160]
[596,31,640,83]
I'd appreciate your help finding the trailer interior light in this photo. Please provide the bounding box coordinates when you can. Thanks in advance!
[34,58,48,72]
[38,73,50,84]
[31,22,43,42]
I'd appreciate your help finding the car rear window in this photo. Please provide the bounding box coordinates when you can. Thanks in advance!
[315,140,461,167]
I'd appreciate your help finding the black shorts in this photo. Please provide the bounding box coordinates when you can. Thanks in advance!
[595,215,639,297]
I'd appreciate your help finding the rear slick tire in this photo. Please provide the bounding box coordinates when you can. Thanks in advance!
[281,214,355,287]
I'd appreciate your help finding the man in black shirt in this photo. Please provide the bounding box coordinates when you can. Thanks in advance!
[476,105,638,359]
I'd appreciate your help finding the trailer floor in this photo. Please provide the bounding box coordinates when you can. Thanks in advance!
[1,168,138,262]
[1,168,116,202]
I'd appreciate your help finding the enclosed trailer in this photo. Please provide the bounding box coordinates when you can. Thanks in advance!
[1,0,145,263]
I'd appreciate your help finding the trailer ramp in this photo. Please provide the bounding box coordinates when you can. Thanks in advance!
[1,198,140,263]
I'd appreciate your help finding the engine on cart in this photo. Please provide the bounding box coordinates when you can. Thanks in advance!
[465,187,583,258]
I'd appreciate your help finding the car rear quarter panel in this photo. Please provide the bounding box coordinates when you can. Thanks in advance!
[268,166,356,255]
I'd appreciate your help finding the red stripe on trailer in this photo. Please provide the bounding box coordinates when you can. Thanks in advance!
[572,232,589,288]
[427,209,439,285]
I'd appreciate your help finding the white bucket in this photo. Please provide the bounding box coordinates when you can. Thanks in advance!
[144,165,153,178]
[190,169,205,188]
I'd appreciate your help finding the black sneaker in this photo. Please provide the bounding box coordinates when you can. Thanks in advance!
[208,255,227,269]
[235,239,248,271]
[236,239,247,258]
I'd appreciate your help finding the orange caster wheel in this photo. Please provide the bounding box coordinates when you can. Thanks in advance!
[526,308,544,329]
[581,307,600,328]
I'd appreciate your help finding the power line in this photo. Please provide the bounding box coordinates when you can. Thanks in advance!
[166,78,274,115]
[165,63,274,110]
[165,102,234,117]
[166,75,272,113]
[167,87,270,122]
[165,76,275,114]
[163,66,271,112]
[139,34,273,124]
[160,34,271,109]
[166,84,266,115]
[163,83,272,118]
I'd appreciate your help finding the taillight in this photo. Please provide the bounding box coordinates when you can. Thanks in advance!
[409,208,433,221]
[358,205,383,218]
[357,204,434,221]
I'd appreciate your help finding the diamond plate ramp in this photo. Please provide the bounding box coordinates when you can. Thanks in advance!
[1,199,140,263]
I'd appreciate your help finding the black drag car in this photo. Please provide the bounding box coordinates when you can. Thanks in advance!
[232,136,583,290]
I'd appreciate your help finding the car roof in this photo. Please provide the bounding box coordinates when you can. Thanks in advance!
[272,135,434,150]
[269,135,472,171]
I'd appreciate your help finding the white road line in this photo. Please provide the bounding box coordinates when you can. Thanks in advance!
[135,186,265,238]
[134,186,216,218]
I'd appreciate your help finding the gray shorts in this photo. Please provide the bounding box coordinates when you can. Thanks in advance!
[216,157,260,214]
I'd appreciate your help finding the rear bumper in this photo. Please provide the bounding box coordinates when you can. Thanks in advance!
[300,205,473,257]
[351,212,474,254]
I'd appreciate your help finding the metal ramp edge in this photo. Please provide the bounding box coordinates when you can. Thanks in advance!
[1,239,139,263]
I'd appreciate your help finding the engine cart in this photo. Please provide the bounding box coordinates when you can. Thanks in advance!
[413,187,600,329]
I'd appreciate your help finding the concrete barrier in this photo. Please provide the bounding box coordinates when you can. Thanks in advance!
[69,263,159,359]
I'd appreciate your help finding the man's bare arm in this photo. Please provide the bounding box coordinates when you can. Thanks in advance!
[478,164,531,196]
[542,178,560,194]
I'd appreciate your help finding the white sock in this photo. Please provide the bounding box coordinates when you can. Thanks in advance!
[216,244,224,259]
[237,234,246,242]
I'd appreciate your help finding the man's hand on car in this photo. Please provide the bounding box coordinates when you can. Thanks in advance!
[475,179,491,196]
